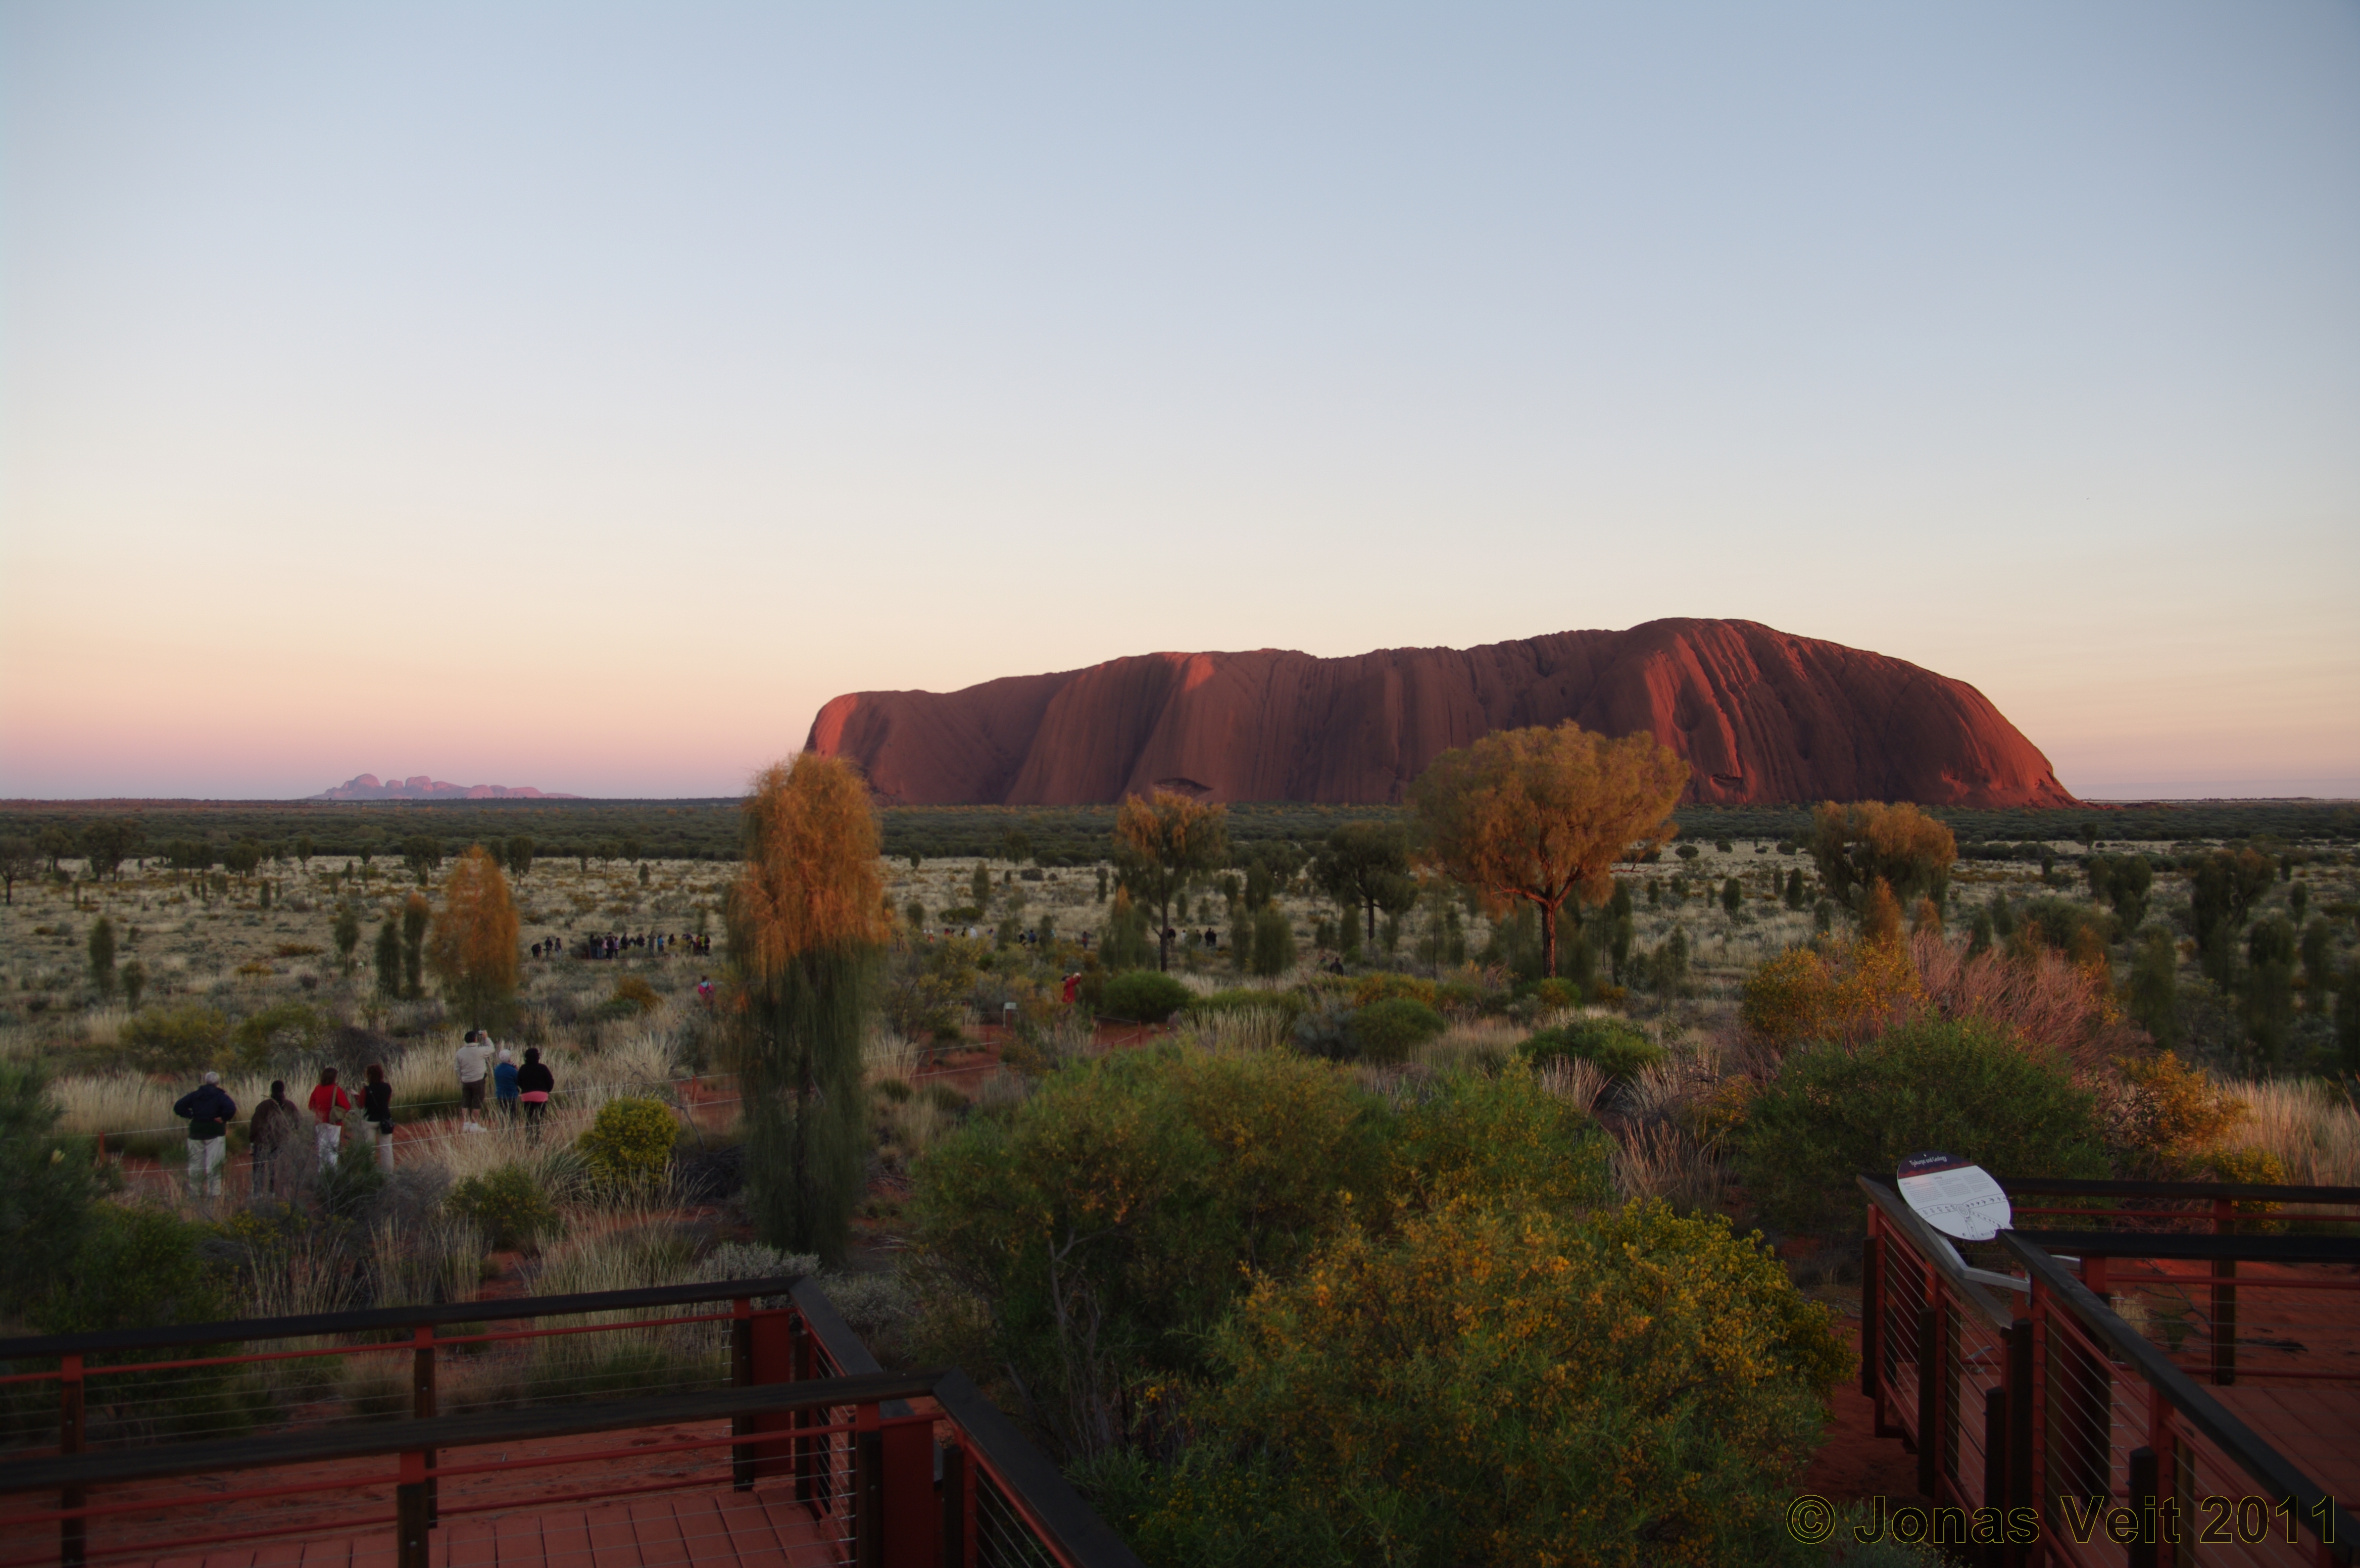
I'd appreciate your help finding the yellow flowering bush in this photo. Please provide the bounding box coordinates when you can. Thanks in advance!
[575,1096,677,1187]
[1151,1199,1846,1566]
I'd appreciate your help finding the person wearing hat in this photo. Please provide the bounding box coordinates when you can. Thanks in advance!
[172,1071,238,1200]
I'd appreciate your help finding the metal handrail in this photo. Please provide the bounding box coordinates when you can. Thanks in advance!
[1857,1174,2019,1329]
[0,1276,807,1362]
[2001,1231,2360,1556]
[0,1370,938,1496]
[1994,1175,2360,1204]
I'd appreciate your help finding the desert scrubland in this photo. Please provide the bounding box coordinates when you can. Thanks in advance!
[3,805,2357,1563]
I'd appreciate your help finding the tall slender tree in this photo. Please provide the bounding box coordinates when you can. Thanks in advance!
[1112,791,1228,971]
[401,893,430,999]
[1409,722,1686,979]
[728,755,893,1264]
[428,845,522,1029]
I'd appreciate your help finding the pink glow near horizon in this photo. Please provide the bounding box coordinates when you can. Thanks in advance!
[3,6,2355,801]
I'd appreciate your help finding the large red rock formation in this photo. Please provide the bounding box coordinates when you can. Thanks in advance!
[805,619,2076,808]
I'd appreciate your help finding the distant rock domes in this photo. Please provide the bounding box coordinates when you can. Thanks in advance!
[309,774,578,801]
[804,619,2076,809]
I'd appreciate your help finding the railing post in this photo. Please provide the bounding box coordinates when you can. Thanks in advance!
[411,1324,438,1527]
[2126,1446,2158,1568]
[855,1404,884,1568]
[397,1448,431,1568]
[1916,1288,1942,1498]
[939,1441,966,1568]
[1981,1387,2007,1568]
[732,1296,756,1491]
[2005,1317,2033,1568]
[1860,1233,1881,1400]
[2210,1257,2237,1388]
[792,1312,823,1510]
[59,1352,85,1568]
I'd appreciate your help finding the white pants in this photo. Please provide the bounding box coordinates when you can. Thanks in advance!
[371,1125,394,1171]
[316,1121,342,1166]
[186,1137,224,1198]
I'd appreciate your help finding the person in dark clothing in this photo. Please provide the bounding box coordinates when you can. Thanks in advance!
[360,1063,395,1171]
[515,1047,554,1140]
[173,1072,237,1199]
[249,1081,296,1195]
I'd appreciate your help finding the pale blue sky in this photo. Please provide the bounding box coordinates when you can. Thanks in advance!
[4,2,2355,798]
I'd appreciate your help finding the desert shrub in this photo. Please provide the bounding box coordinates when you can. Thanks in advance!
[1739,1017,2105,1230]
[1349,972,1439,1009]
[1347,998,1447,1063]
[0,1063,109,1319]
[911,1048,1383,1458]
[449,1162,562,1250]
[230,1000,331,1070]
[1142,1199,1843,1567]
[2102,1051,2246,1180]
[1739,940,1921,1052]
[1519,1015,1663,1080]
[1099,970,1192,1024]
[2014,896,2113,961]
[576,1096,678,1187]
[1516,976,1583,1011]
[1248,907,1295,976]
[1291,1001,1356,1061]
[27,1203,246,1441]
[116,1003,231,1073]
[1388,1061,1614,1214]
[611,974,662,1015]
[2205,1145,2288,1231]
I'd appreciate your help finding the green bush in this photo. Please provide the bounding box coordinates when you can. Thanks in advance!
[1248,907,1295,976]
[116,1003,231,1073]
[26,1203,245,1441]
[0,1062,109,1318]
[911,1048,1385,1459]
[1739,1017,2106,1231]
[1120,1200,1842,1566]
[1347,998,1447,1063]
[1518,1016,1664,1080]
[576,1097,678,1187]
[449,1161,562,1250]
[1100,970,1193,1024]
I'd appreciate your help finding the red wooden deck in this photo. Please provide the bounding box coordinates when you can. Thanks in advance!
[140,1489,843,1568]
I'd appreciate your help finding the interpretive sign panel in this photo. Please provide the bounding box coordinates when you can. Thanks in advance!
[1896,1152,2011,1241]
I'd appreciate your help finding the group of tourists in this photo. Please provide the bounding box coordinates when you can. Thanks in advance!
[170,1032,559,1199]
[577,932,709,960]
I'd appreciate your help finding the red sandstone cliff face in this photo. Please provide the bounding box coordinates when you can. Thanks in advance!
[804,619,2076,808]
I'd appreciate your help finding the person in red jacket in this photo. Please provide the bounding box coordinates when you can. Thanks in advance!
[308,1066,352,1169]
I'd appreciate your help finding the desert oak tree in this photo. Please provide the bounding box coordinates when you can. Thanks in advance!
[1112,790,1230,971]
[1408,722,1687,980]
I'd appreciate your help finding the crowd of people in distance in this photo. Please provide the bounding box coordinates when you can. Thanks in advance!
[560,930,711,960]
[169,1027,560,1199]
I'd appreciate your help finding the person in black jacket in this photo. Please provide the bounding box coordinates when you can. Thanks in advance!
[515,1047,555,1140]
[360,1063,396,1171]
[173,1071,237,1200]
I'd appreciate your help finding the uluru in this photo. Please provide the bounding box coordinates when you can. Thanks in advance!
[804,618,2077,809]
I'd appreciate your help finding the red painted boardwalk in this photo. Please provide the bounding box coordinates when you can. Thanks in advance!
[133,1490,844,1568]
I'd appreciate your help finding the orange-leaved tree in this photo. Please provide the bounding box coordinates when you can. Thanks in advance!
[728,753,894,1262]
[426,844,520,1028]
[1112,790,1229,972]
[1808,801,1957,909]
[1408,722,1687,979]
